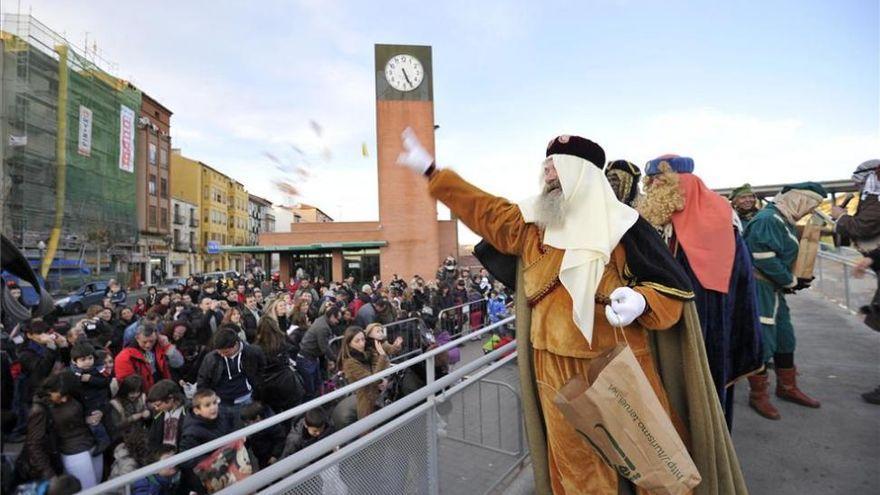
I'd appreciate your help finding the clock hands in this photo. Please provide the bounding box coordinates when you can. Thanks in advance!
[401,68,413,88]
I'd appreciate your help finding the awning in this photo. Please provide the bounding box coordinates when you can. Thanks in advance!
[219,241,388,253]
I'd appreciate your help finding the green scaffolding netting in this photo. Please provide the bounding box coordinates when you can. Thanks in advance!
[2,14,141,252]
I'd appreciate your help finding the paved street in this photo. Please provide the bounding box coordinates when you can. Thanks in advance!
[498,290,880,494]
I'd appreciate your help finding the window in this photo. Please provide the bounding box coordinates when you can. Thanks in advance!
[160,147,168,168]
[189,232,195,247]
[173,229,180,244]
[160,178,168,198]
[160,208,168,229]
[148,206,157,227]
[148,175,157,195]
[149,142,157,165]
[204,186,209,200]
[174,204,180,216]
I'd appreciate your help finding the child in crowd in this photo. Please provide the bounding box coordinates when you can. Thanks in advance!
[239,401,285,468]
[179,389,234,494]
[69,343,112,454]
[110,375,150,434]
[13,474,81,495]
[146,379,187,451]
[130,446,182,495]
[281,409,334,458]
[94,348,119,397]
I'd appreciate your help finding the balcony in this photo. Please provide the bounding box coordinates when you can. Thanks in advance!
[190,218,199,228]
[173,214,184,225]
[173,240,190,252]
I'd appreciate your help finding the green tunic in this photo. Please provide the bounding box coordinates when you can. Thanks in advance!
[743,204,799,362]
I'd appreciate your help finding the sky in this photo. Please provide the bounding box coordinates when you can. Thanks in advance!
[5,0,878,244]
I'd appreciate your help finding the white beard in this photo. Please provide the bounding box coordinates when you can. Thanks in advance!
[533,186,565,229]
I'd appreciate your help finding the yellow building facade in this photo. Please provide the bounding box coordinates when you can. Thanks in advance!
[200,163,232,272]
[227,180,249,272]
[169,151,203,275]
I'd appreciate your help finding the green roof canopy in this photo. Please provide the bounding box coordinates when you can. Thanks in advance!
[219,241,387,253]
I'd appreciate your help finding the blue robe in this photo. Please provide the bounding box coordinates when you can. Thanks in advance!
[672,229,764,429]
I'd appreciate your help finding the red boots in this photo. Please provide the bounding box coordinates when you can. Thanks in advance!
[748,368,821,420]
[748,373,781,420]
[775,367,821,408]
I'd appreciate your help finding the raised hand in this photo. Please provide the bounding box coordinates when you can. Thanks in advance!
[397,127,435,174]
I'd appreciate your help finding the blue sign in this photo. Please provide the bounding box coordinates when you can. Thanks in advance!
[207,241,220,254]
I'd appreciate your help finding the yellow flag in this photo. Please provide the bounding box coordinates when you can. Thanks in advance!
[361,142,369,157]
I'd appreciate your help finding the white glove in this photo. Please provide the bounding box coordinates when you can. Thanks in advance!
[604,287,647,327]
[397,127,435,174]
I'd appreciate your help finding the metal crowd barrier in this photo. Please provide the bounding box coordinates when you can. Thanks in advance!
[814,247,876,313]
[80,316,519,495]
[437,298,489,338]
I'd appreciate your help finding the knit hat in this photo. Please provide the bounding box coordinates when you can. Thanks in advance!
[645,155,695,176]
[545,135,605,169]
[729,183,755,200]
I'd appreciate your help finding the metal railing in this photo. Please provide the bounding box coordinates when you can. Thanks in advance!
[444,378,524,457]
[437,297,489,339]
[234,345,523,495]
[814,247,876,313]
[81,316,519,495]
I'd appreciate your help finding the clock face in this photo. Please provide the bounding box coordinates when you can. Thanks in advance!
[384,54,424,92]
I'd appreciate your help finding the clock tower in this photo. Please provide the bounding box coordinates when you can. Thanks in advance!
[375,44,455,280]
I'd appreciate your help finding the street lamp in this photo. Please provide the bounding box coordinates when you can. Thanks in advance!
[37,240,46,273]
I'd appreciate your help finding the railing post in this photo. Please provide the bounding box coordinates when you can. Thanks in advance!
[843,263,851,310]
[426,354,440,495]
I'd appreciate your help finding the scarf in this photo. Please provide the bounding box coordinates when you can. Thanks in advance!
[772,189,824,224]
[518,154,639,345]
[671,174,735,293]
[163,406,184,447]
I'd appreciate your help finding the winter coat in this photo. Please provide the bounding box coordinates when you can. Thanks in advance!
[299,316,336,362]
[178,413,232,470]
[341,350,389,420]
[17,398,62,481]
[838,194,880,240]
[195,344,265,404]
[50,397,94,455]
[131,474,180,495]
[115,342,175,392]
[241,308,259,341]
[281,416,334,458]
[148,406,187,451]
[354,302,376,327]
[87,319,116,350]
[70,364,111,414]
[17,340,66,405]
[245,406,286,468]
[110,394,148,433]
[110,442,140,480]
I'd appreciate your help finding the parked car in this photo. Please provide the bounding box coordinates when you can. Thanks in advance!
[202,271,239,284]
[54,280,109,315]
[161,277,188,291]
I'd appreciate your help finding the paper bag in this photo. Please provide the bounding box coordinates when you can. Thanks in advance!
[793,215,823,279]
[553,344,701,495]
[194,439,254,493]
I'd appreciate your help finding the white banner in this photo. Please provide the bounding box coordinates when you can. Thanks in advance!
[77,105,92,156]
[119,104,135,173]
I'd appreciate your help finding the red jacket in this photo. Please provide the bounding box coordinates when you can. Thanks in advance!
[114,343,172,392]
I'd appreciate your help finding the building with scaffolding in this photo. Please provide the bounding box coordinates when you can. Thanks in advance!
[0,14,143,289]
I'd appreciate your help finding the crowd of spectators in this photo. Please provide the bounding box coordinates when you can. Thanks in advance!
[1,257,513,493]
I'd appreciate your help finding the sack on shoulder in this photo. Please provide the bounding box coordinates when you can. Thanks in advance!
[553,344,701,495]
